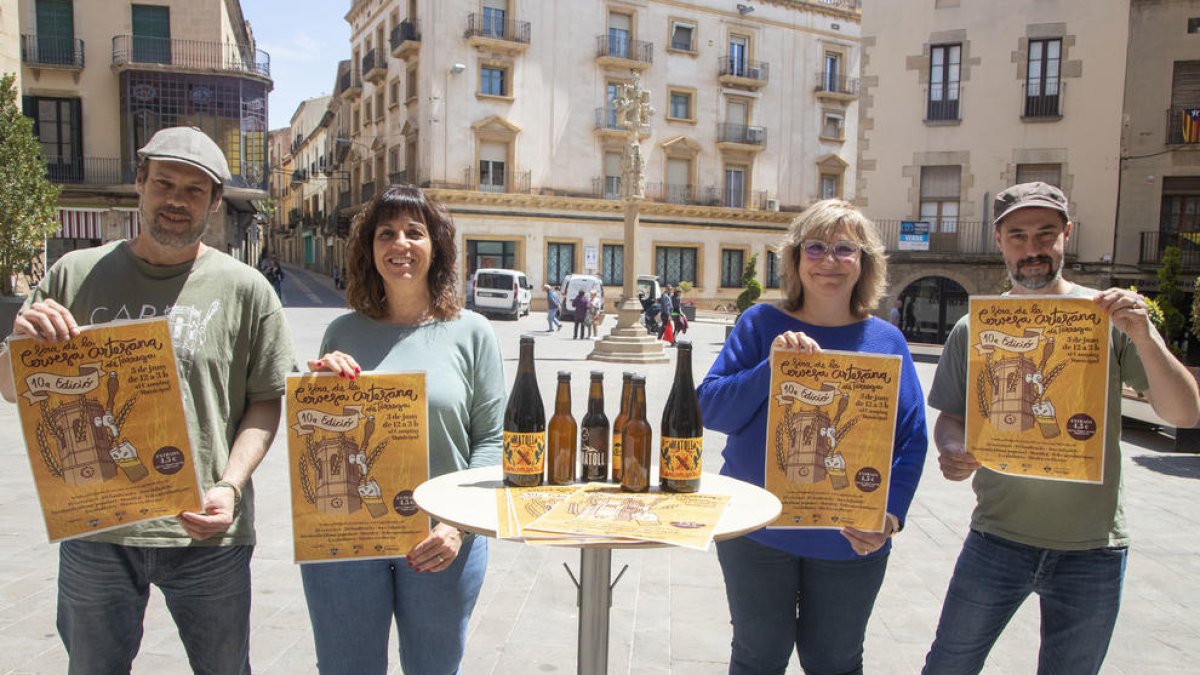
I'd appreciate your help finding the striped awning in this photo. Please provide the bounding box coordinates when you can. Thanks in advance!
[54,209,103,240]
[120,210,141,239]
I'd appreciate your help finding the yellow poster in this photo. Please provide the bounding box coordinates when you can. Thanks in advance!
[9,318,202,542]
[965,296,1110,483]
[287,372,430,563]
[497,485,639,546]
[524,486,730,551]
[764,349,900,532]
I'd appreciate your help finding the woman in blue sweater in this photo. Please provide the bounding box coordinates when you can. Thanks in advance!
[698,199,927,675]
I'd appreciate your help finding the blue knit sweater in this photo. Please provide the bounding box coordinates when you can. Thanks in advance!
[699,303,928,560]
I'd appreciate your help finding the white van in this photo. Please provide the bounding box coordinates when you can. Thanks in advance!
[470,269,532,319]
[560,274,605,322]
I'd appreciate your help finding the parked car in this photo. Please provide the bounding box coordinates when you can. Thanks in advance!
[636,274,661,305]
[560,274,605,322]
[470,268,532,319]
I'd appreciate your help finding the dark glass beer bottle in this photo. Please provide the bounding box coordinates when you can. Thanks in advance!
[621,375,651,493]
[547,371,576,485]
[504,336,546,487]
[660,340,703,492]
[610,372,633,483]
[580,371,609,482]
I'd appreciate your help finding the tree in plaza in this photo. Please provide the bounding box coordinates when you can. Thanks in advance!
[735,253,762,316]
[0,73,61,296]
[1153,245,1186,358]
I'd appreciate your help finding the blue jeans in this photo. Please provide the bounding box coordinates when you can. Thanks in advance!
[57,541,253,675]
[716,536,889,675]
[922,530,1127,675]
[547,306,560,331]
[301,534,487,675]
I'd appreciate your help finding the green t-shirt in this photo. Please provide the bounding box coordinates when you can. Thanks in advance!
[28,241,295,546]
[318,310,505,478]
[927,285,1149,550]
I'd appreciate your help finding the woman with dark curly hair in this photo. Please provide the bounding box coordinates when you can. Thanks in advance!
[300,185,505,674]
[698,199,927,674]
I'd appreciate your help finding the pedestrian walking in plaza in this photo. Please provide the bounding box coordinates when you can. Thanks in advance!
[587,288,603,338]
[922,182,1200,675]
[889,297,902,328]
[545,284,562,332]
[698,199,928,675]
[671,287,687,337]
[0,126,295,674]
[658,285,674,343]
[572,289,589,339]
[300,185,504,674]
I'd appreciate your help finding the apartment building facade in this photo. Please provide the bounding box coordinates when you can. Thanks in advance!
[858,0,1128,343]
[2,0,19,89]
[16,0,270,267]
[1115,0,1200,290]
[273,0,863,307]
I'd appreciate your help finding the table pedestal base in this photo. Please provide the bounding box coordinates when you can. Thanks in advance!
[566,548,629,675]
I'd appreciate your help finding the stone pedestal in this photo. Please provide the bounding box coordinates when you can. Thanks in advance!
[588,298,669,364]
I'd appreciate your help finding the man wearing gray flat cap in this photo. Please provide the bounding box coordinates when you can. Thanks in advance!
[0,126,294,674]
[921,182,1200,674]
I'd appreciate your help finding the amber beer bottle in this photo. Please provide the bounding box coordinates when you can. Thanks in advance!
[504,336,546,487]
[547,371,577,485]
[610,372,633,483]
[660,340,703,492]
[580,371,610,482]
[621,375,651,493]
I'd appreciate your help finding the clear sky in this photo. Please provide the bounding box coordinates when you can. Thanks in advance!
[242,0,351,131]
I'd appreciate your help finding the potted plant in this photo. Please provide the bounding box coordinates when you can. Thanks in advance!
[0,73,61,329]
[676,280,696,321]
[726,254,763,339]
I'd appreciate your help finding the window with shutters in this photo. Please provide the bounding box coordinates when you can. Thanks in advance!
[482,0,507,39]
[1015,163,1062,188]
[928,44,960,121]
[1024,38,1062,118]
[602,152,621,199]
[601,244,623,286]
[724,165,747,208]
[34,0,75,65]
[1160,177,1200,243]
[669,20,696,52]
[667,89,694,122]
[131,4,171,64]
[720,249,745,288]
[480,65,508,97]
[665,158,692,204]
[23,96,82,182]
[608,12,632,59]
[478,141,507,192]
[546,242,575,285]
[1170,61,1200,144]
[655,246,698,285]
[765,250,781,289]
[919,165,961,234]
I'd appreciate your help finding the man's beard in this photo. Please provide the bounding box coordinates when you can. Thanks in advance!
[144,205,210,249]
[1009,254,1063,290]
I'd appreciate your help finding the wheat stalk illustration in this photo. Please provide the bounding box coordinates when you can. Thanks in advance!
[36,400,63,477]
[1041,360,1069,393]
[297,454,317,504]
[115,396,137,430]
[365,441,386,471]
[836,417,860,443]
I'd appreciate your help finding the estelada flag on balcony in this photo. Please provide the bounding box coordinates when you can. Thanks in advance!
[1184,108,1200,143]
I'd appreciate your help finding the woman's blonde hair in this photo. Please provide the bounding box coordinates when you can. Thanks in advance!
[779,199,888,317]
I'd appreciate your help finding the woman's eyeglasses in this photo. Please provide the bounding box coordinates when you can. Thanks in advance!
[801,239,862,261]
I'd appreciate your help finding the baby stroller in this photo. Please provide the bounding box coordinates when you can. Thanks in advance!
[638,293,661,335]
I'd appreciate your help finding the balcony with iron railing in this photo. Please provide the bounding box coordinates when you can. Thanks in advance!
[699,186,769,210]
[1022,80,1063,119]
[1166,106,1200,146]
[42,157,135,185]
[464,14,531,53]
[874,220,1080,257]
[290,168,307,185]
[646,182,700,206]
[717,123,768,150]
[362,48,387,84]
[21,34,84,69]
[462,166,532,194]
[593,106,648,137]
[592,176,622,200]
[1140,230,1200,270]
[390,20,421,59]
[718,56,769,89]
[111,35,270,79]
[339,67,362,100]
[814,72,859,99]
[596,35,653,69]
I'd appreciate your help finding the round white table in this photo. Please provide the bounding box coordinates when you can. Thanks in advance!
[414,466,782,675]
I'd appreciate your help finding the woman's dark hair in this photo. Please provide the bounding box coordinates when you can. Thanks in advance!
[344,185,460,320]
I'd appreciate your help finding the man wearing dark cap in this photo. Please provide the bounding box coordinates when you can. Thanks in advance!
[921,182,1200,674]
[0,127,294,674]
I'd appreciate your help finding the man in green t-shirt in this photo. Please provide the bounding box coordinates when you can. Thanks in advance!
[922,182,1200,674]
[0,127,294,674]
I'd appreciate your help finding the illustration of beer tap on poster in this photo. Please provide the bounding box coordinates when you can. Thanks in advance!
[965,296,1110,483]
[287,372,430,563]
[9,318,201,542]
[764,349,900,532]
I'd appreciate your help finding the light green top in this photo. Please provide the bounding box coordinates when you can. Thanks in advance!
[29,241,295,546]
[928,285,1149,550]
[318,310,505,478]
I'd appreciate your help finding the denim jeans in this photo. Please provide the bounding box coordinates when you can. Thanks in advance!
[57,541,253,675]
[922,530,1127,675]
[301,534,487,675]
[716,536,889,675]
[547,306,560,331]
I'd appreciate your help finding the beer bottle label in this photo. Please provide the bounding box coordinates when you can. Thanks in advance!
[504,431,546,475]
[612,433,623,466]
[659,436,702,480]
